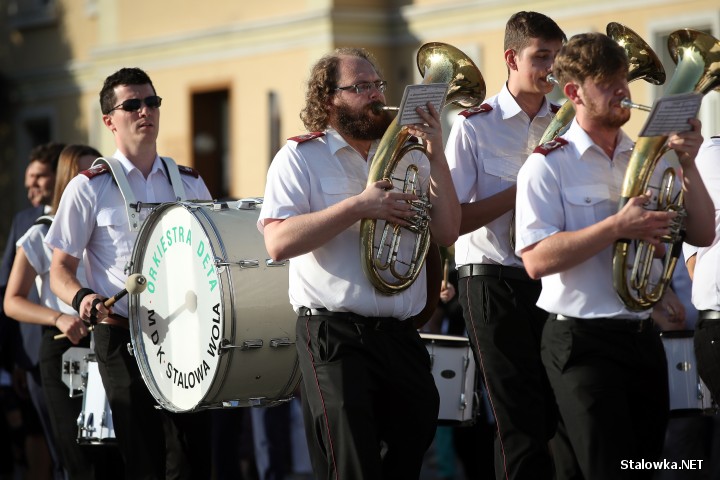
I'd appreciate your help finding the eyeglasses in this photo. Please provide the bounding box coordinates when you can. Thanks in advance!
[335,80,387,95]
[108,95,163,113]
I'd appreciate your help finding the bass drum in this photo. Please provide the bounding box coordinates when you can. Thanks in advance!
[128,200,300,412]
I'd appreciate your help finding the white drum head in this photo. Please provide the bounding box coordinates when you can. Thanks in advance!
[130,203,226,412]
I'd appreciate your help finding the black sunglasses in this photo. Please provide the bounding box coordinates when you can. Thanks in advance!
[108,95,162,113]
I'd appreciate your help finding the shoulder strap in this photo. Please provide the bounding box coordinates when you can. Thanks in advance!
[160,157,188,201]
[33,215,53,227]
[459,103,493,118]
[289,132,325,143]
[533,137,568,155]
[91,157,141,232]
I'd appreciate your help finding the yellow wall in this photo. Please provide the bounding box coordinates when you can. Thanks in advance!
[1,0,718,200]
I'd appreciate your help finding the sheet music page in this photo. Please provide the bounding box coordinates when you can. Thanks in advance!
[638,92,703,137]
[397,84,449,126]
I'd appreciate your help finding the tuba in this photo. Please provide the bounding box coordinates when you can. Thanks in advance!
[612,29,720,310]
[360,42,485,295]
[538,22,666,145]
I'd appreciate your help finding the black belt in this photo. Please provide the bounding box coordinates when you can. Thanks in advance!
[699,310,720,321]
[458,264,535,282]
[551,313,653,333]
[297,307,415,332]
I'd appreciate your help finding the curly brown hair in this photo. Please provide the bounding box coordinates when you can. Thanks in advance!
[553,33,628,87]
[299,48,382,132]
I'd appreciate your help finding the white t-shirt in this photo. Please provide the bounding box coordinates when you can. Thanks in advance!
[258,129,427,319]
[45,151,212,317]
[447,83,558,268]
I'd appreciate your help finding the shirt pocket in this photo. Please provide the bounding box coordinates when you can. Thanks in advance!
[563,184,612,227]
[482,154,523,185]
[96,207,130,245]
[320,177,363,206]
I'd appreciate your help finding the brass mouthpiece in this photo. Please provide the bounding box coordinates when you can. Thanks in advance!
[371,104,399,114]
[620,97,652,112]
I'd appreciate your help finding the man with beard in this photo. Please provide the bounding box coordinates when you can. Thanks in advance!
[514,33,714,479]
[258,47,460,479]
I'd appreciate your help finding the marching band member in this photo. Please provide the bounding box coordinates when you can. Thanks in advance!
[684,135,720,406]
[47,68,212,480]
[515,33,713,479]
[259,47,460,479]
[4,145,125,480]
[445,11,566,480]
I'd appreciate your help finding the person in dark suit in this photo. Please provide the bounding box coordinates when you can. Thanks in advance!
[0,142,65,479]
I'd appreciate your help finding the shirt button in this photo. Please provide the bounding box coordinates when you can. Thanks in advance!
[585,197,592,203]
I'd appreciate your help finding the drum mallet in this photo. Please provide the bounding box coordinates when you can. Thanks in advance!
[54,274,147,340]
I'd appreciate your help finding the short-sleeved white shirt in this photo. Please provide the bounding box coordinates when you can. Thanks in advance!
[446,84,558,268]
[45,150,212,317]
[683,137,720,311]
[515,119,654,320]
[257,129,427,319]
[19,220,86,314]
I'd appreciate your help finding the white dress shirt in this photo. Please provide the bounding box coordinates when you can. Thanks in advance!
[514,120,672,320]
[45,151,211,317]
[446,83,557,268]
[258,129,428,319]
[683,136,720,311]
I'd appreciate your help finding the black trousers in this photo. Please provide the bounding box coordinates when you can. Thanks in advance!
[296,313,439,480]
[39,329,124,480]
[695,318,720,404]
[93,324,211,480]
[458,272,557,480]
[542,317,668,480]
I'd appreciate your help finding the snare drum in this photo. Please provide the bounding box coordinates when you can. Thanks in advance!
[129,200,300,412]
[660,330,714,415]
[421,333,477,425]
[77,358,116,444]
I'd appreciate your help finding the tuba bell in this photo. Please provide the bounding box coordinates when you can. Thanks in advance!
[612,28,720,310]
[360,42,486,295]
[538,22,666,145]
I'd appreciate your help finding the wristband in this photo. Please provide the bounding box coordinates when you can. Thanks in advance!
[52,312,63,326]
[72,288,95,313]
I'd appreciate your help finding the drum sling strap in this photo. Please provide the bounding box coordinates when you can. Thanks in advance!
[91,156,188,232]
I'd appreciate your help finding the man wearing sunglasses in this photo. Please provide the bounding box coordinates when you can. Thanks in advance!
[47,67,212,479]
[259,48,460,479]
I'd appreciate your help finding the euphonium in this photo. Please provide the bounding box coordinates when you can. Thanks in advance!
[538,22,666,145]
[612,29,720,310]
[360,42,486,295]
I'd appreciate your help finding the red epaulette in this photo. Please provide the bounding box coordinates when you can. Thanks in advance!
[550,103,561,114]
[288,132,325,143]
[80,163,110,179]
[178,165,200,178]
[533,137,568,155]
[459,103,493,118]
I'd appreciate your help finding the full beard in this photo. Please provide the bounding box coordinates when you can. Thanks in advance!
[334,102,393,140]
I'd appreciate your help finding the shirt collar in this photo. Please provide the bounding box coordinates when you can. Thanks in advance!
[498,83,554,120]
[111,149,165,178]
[325,128,379,158]
[565,120,635,160]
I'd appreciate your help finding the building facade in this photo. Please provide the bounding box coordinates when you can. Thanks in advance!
[0,0,717,216]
